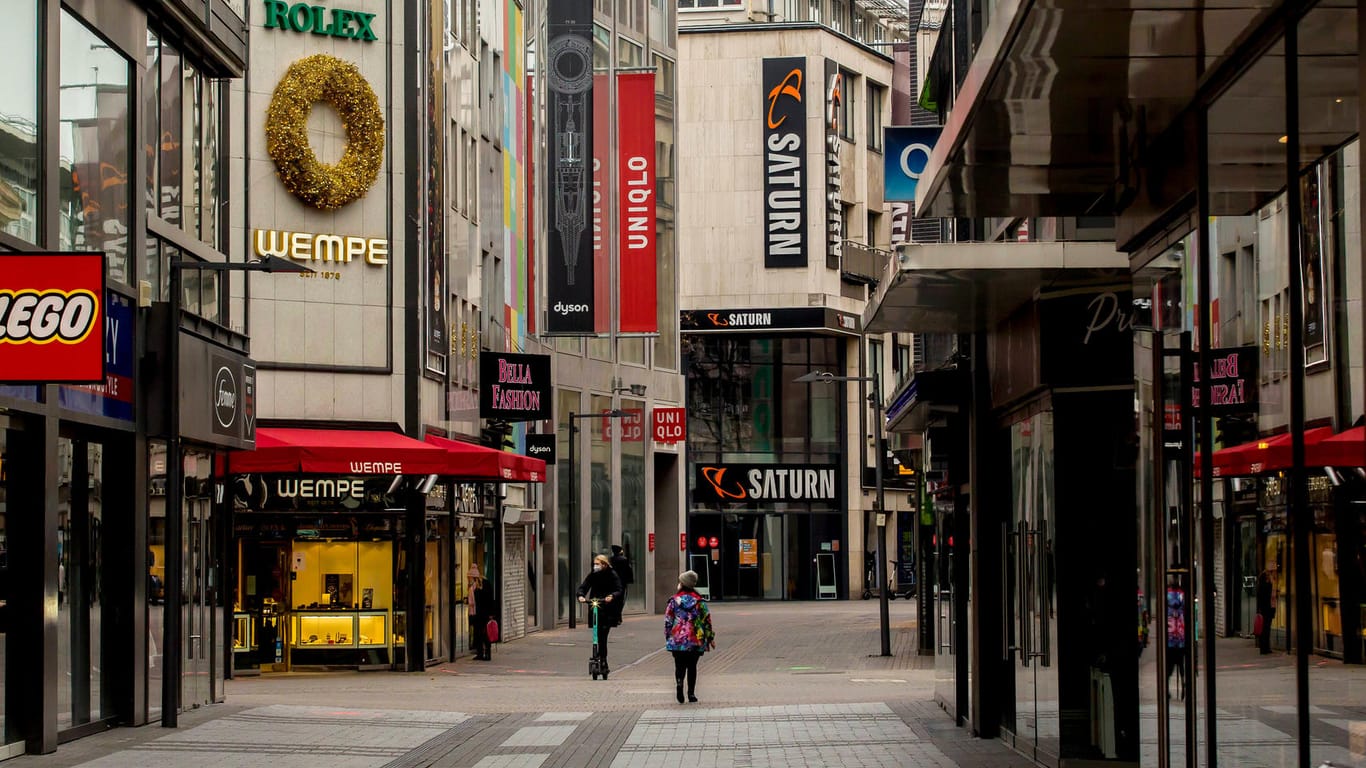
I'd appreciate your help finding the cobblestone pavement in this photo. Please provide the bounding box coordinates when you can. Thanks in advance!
[9,601,1035,768]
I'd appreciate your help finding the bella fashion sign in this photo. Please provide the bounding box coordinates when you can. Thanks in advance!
[479,351,552,422]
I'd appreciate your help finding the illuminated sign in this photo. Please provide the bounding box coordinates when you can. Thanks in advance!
[0,253,105,384]
[252,229,389,266]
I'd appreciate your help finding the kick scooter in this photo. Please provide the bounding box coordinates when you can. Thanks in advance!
[587,598,608,680]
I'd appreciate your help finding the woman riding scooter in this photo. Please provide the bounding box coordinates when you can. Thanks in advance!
[577,554,623,675]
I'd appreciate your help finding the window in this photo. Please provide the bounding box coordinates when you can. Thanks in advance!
[839,69,856,141]
[867,83,885,151]
[594,24,611,70]
[0,0,40,244]
[60,9,133,284]
[677,0,743,8]
[619,36,644,68]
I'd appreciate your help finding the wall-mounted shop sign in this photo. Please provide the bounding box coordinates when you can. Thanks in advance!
[0,253,105,384]
[680,307,861,336]
[824,59,843,269]
[762,57,808,269]
[884,127,942,202]
[178,337,256,449]
[253,229,388,266]
[479,351,552,421]
[652,407,685,444]
[262,1,379,41]
[525,434,556,465]
[57,290,134,420]
[232,474,400,511]
[1188,346,1259,414]
[694,463,838,504]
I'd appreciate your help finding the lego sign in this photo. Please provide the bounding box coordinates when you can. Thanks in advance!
[0,253,105,383]
[652,407,685,444]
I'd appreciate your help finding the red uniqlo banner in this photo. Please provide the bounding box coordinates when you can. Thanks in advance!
[617,73,658,333]
[652,407,685,444]
[0,253,105,383]
[593,74,610,334]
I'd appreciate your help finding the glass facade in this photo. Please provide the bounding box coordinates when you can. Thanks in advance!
[621,396,647,612]
[0,0,40,245]
[684,334,847,600]
[1125,6,1366,765]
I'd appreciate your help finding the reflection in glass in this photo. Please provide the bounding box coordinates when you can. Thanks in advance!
[59,10,132,283]
[557,390,579,620]
[590,394,613,559]
[0,0,41,243]
[621,398,647,612]
[159,41,182,226]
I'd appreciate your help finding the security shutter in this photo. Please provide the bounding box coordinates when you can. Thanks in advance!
[502,526,527,641]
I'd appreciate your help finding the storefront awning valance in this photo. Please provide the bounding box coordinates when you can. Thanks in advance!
[1198,427,1337,477]
[422,434,546,483]
[1308,426,1366,468]
[228,427,451,475]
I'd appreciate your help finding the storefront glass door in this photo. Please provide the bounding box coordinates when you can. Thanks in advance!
[57,437,110,731]
[1006,412,1059,765]
[0,416,20,754]
[181,450,216,708]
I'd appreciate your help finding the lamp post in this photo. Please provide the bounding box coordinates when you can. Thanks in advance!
[795,369,892,657]
[565,409,630,629]
[162,255,311,727]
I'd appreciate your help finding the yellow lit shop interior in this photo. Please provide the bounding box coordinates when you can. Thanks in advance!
[232,517,467,672]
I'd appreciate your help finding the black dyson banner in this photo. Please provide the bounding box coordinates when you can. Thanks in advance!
[545,0,595,333]
[762,57,808,269]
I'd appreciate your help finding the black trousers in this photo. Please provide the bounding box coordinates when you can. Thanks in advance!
[672,650,701,693]
[1258,615,1273,654]
[471,617,490,657]
[591,611,613,664]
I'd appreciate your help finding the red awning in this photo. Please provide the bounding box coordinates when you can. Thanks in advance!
[228,427,450,475]
[1208,427,1335,477]
[1308,426,1366,467]
[422,434,545,482]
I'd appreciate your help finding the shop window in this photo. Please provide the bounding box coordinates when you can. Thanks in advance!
[619,36,643,68]
[0,0,40,245]
[59,9,132,285]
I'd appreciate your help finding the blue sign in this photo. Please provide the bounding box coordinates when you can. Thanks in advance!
[58,291,134,421]
[884,127,942,203]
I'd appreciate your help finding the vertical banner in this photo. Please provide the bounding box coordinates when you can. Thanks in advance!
[1299,165,1329,368]
[425,0,447,373]
[545,0,595,333]
[526,74,536,334]
[824,59,843,270]
[503,2,528,349]
[617,72,658,333]
[889,201,911,245]
[593,74,610,334]
[762,57,807,269]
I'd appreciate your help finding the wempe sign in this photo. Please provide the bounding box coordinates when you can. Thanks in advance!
[762,57,808,269]
[694,463,837,504]
[479,351,552,422]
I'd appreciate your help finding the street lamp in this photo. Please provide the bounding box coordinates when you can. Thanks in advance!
[795,369,892,657]
[162,255,311,727]
[565,408,630,629]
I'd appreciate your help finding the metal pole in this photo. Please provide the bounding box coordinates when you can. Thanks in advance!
[874,376,891,656]
[1284,23,1311,768]
[162,265,183,727]
[568,414,578,630]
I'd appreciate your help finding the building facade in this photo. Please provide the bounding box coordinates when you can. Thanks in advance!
[0,0,248,752]
[0,0,682,757]
[676,1,913,600]
[869,1,1366,766]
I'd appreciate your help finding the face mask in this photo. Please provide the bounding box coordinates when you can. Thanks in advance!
[593,564,604,572]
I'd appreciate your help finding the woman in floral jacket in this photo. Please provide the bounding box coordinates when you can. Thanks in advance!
[664,570,715,704]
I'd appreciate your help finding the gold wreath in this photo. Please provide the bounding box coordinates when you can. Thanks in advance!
[265,54,384,210]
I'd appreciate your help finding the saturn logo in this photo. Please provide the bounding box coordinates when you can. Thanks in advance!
[700,467,747,500]
[766,68,803,130]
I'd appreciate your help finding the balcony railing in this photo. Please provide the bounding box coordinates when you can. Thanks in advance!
[840,240,893,286]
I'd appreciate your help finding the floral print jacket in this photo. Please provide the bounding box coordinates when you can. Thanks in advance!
[665,589,715,652]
